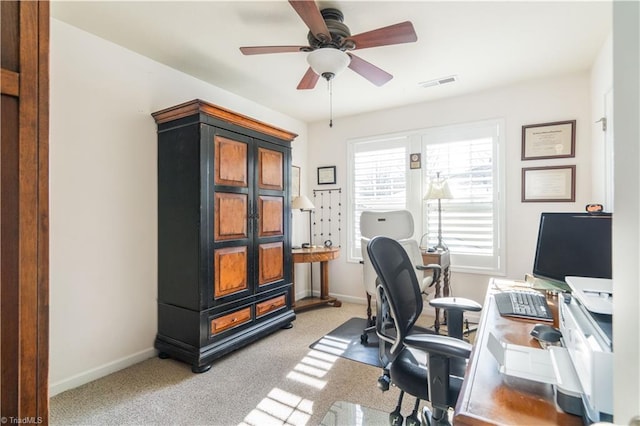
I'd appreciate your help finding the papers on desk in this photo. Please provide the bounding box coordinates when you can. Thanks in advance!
[487,332,582,401]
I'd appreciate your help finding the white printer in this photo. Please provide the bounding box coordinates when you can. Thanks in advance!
[561,276,613,423]
[488,276,613,424]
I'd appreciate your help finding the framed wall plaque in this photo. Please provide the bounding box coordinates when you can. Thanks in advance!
[522,165,576,202]
[410,153,421,169]
[317,166,336,185]
[522,120,576,160]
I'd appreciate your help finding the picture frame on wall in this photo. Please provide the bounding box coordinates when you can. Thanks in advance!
[317,166,336,185]
[522,165,576,202]
[522,120,576,160]
[291,165,300,199]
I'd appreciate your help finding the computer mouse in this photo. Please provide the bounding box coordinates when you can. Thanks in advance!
[530,324,562,343]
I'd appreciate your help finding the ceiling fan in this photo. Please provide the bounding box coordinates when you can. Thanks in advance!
[239,0,418,90]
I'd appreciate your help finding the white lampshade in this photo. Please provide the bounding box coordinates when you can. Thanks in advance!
[424,178,453,200]
[307,48,350,80]
[292,195,315,210]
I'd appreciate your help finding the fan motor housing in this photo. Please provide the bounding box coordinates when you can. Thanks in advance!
[307,8,354,50]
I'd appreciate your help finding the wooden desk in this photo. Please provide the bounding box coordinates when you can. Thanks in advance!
[291,247,342,312]
[422,250,450,333]
[453,278,582,425]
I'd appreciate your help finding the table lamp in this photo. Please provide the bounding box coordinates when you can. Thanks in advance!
[292,195,315,248]
[424,172,453,251]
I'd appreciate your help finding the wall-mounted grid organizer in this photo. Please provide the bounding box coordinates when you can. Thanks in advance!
[312,188,342,248]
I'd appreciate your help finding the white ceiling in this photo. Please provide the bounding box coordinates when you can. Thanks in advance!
[51,1,612,124]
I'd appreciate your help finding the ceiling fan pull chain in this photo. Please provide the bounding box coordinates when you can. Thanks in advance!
[329,79,333,128]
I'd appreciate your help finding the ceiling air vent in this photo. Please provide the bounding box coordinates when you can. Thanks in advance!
[419,75,458,88]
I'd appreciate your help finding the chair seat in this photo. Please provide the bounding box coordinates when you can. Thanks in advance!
[389,348,429,400]
[390,348,467,405]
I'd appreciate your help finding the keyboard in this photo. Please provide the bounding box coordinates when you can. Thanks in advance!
[494,290,553,321]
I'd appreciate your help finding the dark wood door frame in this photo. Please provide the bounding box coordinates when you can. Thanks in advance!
[1,1,50,421]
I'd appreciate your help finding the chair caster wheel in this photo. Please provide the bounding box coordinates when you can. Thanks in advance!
[360,333,368,344]
[377,373,390,391]
[389,410,403,426]
[421,407,433,426]
[406,414,421,426]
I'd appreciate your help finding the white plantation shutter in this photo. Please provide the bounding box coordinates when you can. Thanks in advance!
[424,138,493,254]
[349,139,407,259]
[422,121,503,272]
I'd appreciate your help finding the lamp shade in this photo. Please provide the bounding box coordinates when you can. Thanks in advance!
[292,195,315,210]
[307,48,350,80]
[424,178,453,200]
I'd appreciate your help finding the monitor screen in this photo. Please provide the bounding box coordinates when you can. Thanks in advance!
[532,212,612,283]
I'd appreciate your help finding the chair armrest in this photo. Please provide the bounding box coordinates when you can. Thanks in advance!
[415,263,441,287]
[404,334,472,359]
[429,296,482,312]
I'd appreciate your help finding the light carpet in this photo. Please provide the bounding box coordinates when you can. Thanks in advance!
[51,302,441,426]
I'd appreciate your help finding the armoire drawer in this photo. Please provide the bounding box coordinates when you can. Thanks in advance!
[210,306,251,335]
[256,295,286,318]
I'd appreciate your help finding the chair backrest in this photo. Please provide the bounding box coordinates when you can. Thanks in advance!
[367,236,423,357]
[360,210,414,240]
[360,210,431,297]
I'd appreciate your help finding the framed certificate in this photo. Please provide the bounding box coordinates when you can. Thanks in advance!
[522,165,575,202]
[317,166,336,185]
[522,120,576,160]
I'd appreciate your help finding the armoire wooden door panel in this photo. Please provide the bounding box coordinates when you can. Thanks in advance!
[214,246,248,298]
[258,242,284,286]
[214,192,247,241]
[257,147,283,190]
[214,135,248,187]
[258,195,284,237]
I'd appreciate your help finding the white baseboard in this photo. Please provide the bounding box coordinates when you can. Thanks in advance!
[49,347,157,397]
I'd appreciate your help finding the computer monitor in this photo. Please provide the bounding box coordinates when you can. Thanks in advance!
[532,212,612,284]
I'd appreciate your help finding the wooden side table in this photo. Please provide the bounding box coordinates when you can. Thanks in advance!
[421,249,450,333]
[291,247,342,312]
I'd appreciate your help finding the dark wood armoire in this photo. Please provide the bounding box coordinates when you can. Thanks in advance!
[152,99,296,373]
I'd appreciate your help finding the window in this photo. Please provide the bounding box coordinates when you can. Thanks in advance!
[422,120,503,272]
[347,136,408,260]
[348,120,504,275]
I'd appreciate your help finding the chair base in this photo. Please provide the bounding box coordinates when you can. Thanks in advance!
[422,406,451,426]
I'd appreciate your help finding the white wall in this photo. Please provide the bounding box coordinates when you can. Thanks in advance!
[305,73,593,308]
[49,19,307,396]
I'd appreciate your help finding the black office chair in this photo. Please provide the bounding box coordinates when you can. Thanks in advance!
[367,236,480,426]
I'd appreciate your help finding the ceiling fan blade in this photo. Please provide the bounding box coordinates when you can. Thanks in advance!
[288,0,331,42]
[347,21,418,50]
[297,67,320,90]
[347,53,393,87]
[240,46,308,55]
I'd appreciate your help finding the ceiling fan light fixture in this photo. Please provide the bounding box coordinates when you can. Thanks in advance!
[307,48,350,81]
